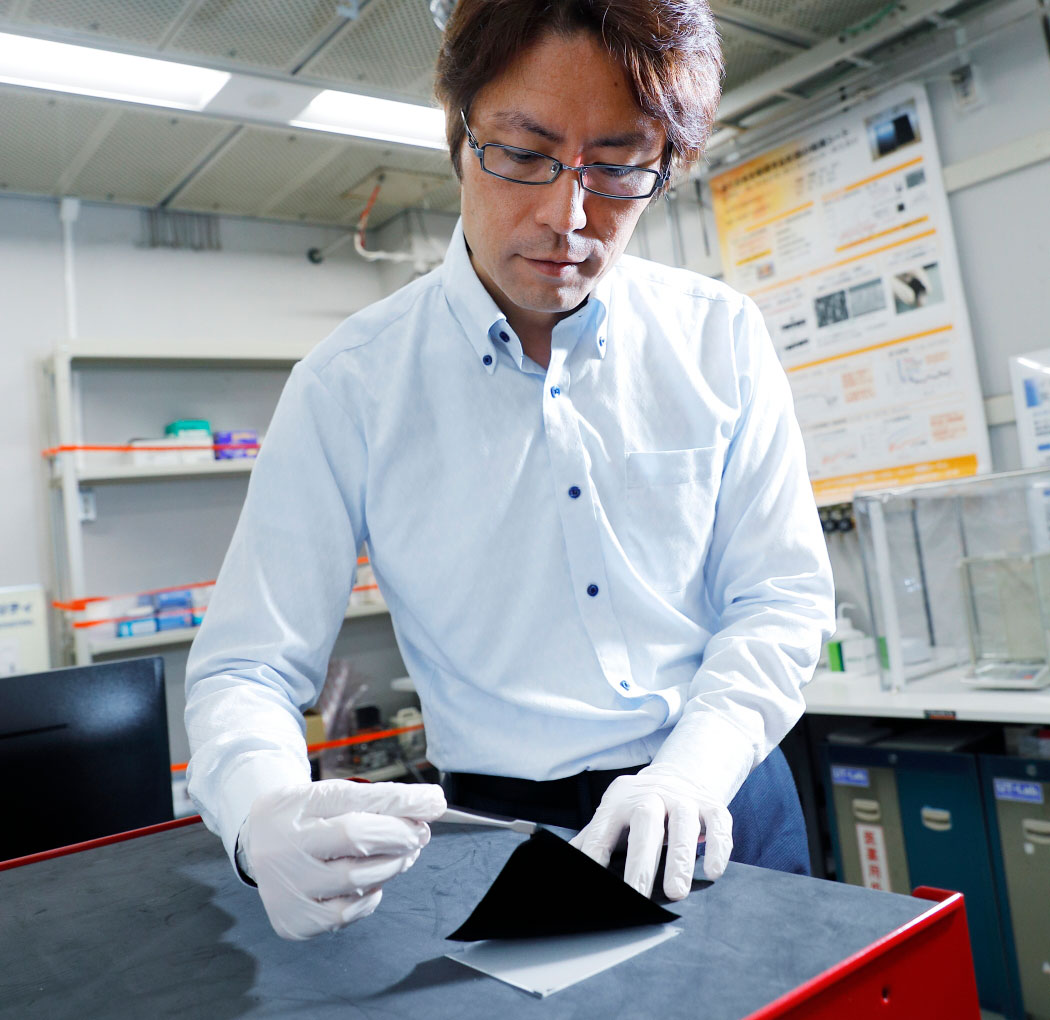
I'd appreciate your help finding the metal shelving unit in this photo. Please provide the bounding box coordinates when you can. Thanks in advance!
[42,340,389,666]
[72,459,256,485]
[83,601,390,659]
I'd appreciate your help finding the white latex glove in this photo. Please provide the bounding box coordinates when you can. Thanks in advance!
[239,779,446,940]
[569,763,733,900]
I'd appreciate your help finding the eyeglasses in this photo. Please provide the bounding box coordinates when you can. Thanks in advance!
[461,110,668,200]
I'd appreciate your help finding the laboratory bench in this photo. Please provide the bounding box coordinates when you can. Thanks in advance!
[803,666,1050,725]
[0,816,978,1020]
[782,670,1050,1020]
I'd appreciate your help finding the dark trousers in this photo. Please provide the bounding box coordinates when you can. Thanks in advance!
[442,745,810,876]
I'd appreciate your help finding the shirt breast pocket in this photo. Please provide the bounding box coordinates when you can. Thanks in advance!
[624,447,721,593]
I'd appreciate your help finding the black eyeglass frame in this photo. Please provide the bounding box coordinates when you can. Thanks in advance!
[460,110,670,200]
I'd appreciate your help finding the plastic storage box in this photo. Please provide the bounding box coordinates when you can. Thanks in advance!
[854,467,1050,691]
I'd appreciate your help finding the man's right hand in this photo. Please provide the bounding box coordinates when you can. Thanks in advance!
[239,779,447,940]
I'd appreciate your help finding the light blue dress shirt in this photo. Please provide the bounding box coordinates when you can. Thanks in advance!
[185,219,835,862]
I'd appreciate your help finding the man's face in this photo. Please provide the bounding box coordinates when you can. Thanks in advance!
[457,31,666,331]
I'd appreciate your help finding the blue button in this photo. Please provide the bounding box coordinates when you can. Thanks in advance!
[620,680,630,691]
[499,331,510,342]
[587,584,599,597]
[598,337,605,346]
[568,486,581,499]
[483,354,493,365]
[550,386,560,397]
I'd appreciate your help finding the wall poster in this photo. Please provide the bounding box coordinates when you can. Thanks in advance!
[710,83,990,506]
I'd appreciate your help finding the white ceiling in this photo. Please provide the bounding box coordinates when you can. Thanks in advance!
[0,0,998,229]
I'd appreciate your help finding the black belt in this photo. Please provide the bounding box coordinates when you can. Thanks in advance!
[442,764,645,831]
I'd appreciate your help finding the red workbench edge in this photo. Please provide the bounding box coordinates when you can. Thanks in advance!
[742,884,978,1019]
[0,815,202,872]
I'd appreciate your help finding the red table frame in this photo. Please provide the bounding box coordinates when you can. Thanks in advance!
[745,884,980,1018]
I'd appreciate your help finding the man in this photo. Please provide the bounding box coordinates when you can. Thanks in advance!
[185,0,834,941]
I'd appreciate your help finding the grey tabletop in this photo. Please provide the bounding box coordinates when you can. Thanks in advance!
[1,820,931,1020]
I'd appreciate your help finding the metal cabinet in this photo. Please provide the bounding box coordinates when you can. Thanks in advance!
[823,730,1023,1018]
[981,755,1050,1020]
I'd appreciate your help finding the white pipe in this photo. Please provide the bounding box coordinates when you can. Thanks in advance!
[59,197,80,342]
[352,230,420,265]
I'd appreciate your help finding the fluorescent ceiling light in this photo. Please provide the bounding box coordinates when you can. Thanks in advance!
[0,32,229,111]
[291,90,447,150]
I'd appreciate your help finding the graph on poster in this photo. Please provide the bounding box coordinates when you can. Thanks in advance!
[710,84,989,506]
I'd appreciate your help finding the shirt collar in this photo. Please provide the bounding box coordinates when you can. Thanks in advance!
[442,217,613,374]
[442,219,505,375]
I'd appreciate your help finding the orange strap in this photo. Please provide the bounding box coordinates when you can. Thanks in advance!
[53,579,217,613]
[65,585,379,629]
[42,442,259,457]
[169,723,424,773]
[54,561,373,614]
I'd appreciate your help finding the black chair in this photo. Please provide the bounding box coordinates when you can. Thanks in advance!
[0,656,173,861]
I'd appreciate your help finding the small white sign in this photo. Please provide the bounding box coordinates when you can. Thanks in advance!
[1010,350,1050,468]
[856,823,892,892]
[0,585,50,676]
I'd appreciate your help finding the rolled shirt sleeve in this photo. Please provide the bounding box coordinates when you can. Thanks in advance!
[184,360,368,865]
[652,296,836,804]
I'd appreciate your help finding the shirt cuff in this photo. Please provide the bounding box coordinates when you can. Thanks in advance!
[200,750,311,871]
[649,710,757,807]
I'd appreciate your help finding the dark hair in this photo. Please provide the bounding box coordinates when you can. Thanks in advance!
[434,0,723,188]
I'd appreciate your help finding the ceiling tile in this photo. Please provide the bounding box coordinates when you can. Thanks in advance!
[266,140,456,224]
[299,0,443,102]
[720,23,795,93]
[67,107,234,205]
[717,0,906,40]
[168,124,345,218]
[15,0,189,46]
[163,0,341,72]
[0,87,111,196]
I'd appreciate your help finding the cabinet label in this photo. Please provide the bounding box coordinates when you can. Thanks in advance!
[832,765,870,787]
[993,778,1044,804]
[857,823,891,892]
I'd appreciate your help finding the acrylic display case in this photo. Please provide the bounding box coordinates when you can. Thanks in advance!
[855,468,1050,691]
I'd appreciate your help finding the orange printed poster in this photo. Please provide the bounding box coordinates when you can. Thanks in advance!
[709,83,989,506]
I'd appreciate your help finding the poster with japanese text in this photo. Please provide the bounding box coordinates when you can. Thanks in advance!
[710,83,989,506]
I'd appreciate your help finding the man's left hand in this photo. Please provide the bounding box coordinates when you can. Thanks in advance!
[569,763,733,899]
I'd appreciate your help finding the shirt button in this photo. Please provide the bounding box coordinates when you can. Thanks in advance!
[550,386,560,397]
[598,337,605,346]
[586,584,599,597]
[568,486,581,499]
[483,354,493,366]
[620,680,630,691]
[499,331,510,342]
